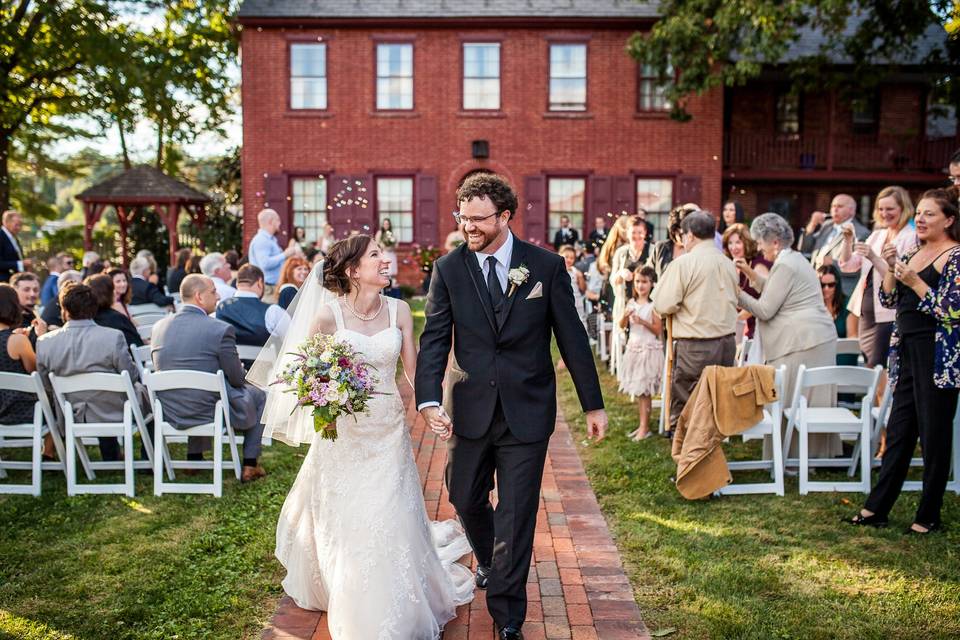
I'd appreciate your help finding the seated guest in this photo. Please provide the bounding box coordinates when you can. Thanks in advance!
[135,250,161,286]
[129,256,174,308]
[11,272,44,346]
[216,264,287,346]
[199,252,236,302]
[223,250,240,284]
[86,274,143,347]
[0,284,44,425]
[818,264,858,366]
[40,255,63,306]
[186,254,203,277]
[276,257,310,309]
[166,248,192,294]
[79,251,100,280]
[109,269,134,320]
[40,270,81,328]
[36,284,150,462]
[151,274,267,482]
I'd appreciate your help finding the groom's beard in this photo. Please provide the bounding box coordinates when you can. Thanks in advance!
[466,223,505,253]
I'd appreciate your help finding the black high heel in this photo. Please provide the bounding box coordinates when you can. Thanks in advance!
[846,512,888,528]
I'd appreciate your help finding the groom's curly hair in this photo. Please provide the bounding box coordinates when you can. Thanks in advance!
[456,173,518,221]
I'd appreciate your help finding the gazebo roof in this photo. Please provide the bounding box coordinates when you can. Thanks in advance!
[76,165,210,204]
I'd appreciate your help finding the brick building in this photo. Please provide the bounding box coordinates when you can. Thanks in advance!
[237,0,721,285]
[236,1,956,285]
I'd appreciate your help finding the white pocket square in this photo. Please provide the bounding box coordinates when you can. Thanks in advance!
[525,282,543,300]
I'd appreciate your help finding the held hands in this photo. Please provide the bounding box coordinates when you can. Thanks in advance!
[893,260,920,288]
[880,243,898,269]
[733,258,755,281]
[853,241,876,263]
[420,405,453,441]
[585,409,607,442]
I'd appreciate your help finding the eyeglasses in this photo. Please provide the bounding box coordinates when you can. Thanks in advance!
[820,282,837,289]
[452,210,500,226]
[949,175,960,186]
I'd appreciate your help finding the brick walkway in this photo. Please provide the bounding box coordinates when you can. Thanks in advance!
[261,388,648,640]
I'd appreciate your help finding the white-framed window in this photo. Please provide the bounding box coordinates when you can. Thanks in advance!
[547,178,586,243]
[549,44,587,111]
[376,177,414,243]
[290,43,327,109]
[292,177,328,244]
[376,43,413,110]
[636,178,673,240]
[463,43,500,110]
[638,63,672,112]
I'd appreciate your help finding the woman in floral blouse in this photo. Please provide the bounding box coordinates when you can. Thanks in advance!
[849,186,960,534]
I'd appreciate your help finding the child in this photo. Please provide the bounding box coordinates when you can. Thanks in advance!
[617,265,663,441]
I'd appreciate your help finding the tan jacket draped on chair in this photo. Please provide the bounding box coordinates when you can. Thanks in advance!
[672,365,778,499]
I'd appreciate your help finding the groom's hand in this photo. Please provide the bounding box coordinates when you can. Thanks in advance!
[585,409,607,442]
[421,406,453,441]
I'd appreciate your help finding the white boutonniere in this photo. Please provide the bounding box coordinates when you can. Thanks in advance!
[507,264,530,297]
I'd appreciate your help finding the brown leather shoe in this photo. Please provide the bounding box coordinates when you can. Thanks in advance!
[241,465,267,483]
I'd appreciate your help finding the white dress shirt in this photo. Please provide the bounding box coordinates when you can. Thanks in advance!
[212,276,237,302]
[233,290,289,337]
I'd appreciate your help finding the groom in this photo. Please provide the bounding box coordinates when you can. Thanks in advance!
[416,173,606,640]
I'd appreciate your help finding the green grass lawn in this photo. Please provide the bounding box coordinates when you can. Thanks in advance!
[555,351,960,640]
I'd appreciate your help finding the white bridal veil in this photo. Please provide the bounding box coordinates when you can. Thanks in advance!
[247,260,333,446]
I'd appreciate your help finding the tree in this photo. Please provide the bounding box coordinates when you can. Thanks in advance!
[629,1,960,120]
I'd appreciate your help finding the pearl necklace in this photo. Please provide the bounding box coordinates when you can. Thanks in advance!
[342,294,383,322]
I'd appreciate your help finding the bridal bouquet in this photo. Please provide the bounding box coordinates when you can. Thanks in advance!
[274,334,380,441]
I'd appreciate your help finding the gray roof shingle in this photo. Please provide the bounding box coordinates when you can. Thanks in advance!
[237,0,658,19]
[76,165,210,203]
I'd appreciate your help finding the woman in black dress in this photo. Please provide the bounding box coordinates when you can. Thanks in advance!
[86,274,144,347]
[0,284,42,429]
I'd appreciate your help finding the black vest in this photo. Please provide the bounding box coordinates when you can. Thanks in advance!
[216,296,270,346]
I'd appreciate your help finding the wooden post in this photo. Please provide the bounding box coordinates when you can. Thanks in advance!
[165,203,179,264]
[82,202,94,251]
[117,205,129,268]
[663,315,675,432]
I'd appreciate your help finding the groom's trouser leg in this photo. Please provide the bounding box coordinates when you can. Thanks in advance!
[486,416,550,629]
[446,426,497,568]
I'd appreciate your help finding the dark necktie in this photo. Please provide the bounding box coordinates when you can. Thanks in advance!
[486,255,505,318]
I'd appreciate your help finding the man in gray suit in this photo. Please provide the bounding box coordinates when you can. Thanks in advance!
[797,193,870,295]
[36,283,151,462]
[150,274,267,483]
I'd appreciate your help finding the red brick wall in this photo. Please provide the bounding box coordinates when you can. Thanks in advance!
[240,25,724,285]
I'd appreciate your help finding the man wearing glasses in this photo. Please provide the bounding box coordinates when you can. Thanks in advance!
[948,149,960,186]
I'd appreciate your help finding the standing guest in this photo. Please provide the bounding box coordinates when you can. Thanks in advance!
[552,215,580,250]
[735,213,840,459]
[948,149,960,186]
[375,218,398,280]
[558,245,586,327]
[618,265,663,441]
[108,269,134,320]
[319,223,337,256]
[647,205,694,281]
[798,195,870,293]
[40,255,63,306]
[839,186,917,368]
[129,256,174,308]
[0,210,29,283]
[36,284,150,463]
[587,216,610,254]
[223,249,241,284]
[597,214,630,277]
[276,257,310,310]
[86,274,143,347]
[166,248,192,294]
[79,251,100,280]
[215,264,287,346]
[200,252,237,303]
[722,222,771,339]
[818,265,859,366]
[652,211,740,435]
[850,187,960,534]
[41,271,81,328]
[293,226,313,254]
[635,208,656,243]
[151,274,267,482]
[718,201,745,235]
[248,208,303,301]
[0,284,44,426]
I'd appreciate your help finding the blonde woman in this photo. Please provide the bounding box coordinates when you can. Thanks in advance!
[839,186,917,368]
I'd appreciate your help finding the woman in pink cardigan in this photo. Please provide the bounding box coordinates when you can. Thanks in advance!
[839,186,918,367]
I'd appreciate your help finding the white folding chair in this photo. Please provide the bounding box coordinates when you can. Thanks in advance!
[836,338,862,361]
[128,303,167,317]
[736,338,754,367]
[137,324,153,342]
[783,364,882,495]
[235,344,264,362]
[146,369,241,497]
[133,312,168,328]
[0,372,77,495]
[130,344,153,378]
[49,370,158,496]
[656,344,671,435]
[717,365,787,496]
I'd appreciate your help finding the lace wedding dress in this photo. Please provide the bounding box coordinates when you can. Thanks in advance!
[274,296,475,639]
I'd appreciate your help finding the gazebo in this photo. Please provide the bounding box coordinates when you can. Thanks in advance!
[75,165,211,266]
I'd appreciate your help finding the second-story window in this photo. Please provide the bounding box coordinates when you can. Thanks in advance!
[775,90,800,136]
[463,43,500,110]
[852,93,879,135]
[549,44,587,111]
[638,64,672,112]
[290,43,327,110]
[377,43,413,110]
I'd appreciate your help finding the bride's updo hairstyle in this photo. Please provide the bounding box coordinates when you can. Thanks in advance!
[323,234,374,295]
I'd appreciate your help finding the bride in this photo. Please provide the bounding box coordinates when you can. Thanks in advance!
[248,234,474,639]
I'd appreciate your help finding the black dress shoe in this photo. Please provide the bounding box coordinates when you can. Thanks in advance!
[475,565,490,590]
[497,627,523,640]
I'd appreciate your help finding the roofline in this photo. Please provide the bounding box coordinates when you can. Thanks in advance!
[75,195,210,204]
[235,16,656,29]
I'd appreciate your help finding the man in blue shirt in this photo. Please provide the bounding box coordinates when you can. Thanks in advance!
[247,208,303,301]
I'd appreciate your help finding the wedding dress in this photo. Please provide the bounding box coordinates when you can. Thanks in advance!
[273,295,474,639]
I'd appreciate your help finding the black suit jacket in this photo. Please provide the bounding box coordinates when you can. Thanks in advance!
[552,227,579,250]
[95,308,144,347]
[0,230,22,282]
[130,277,174,307]
[415,237,603,443]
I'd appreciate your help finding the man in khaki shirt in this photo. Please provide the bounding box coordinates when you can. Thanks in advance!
[652,210,739,434]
